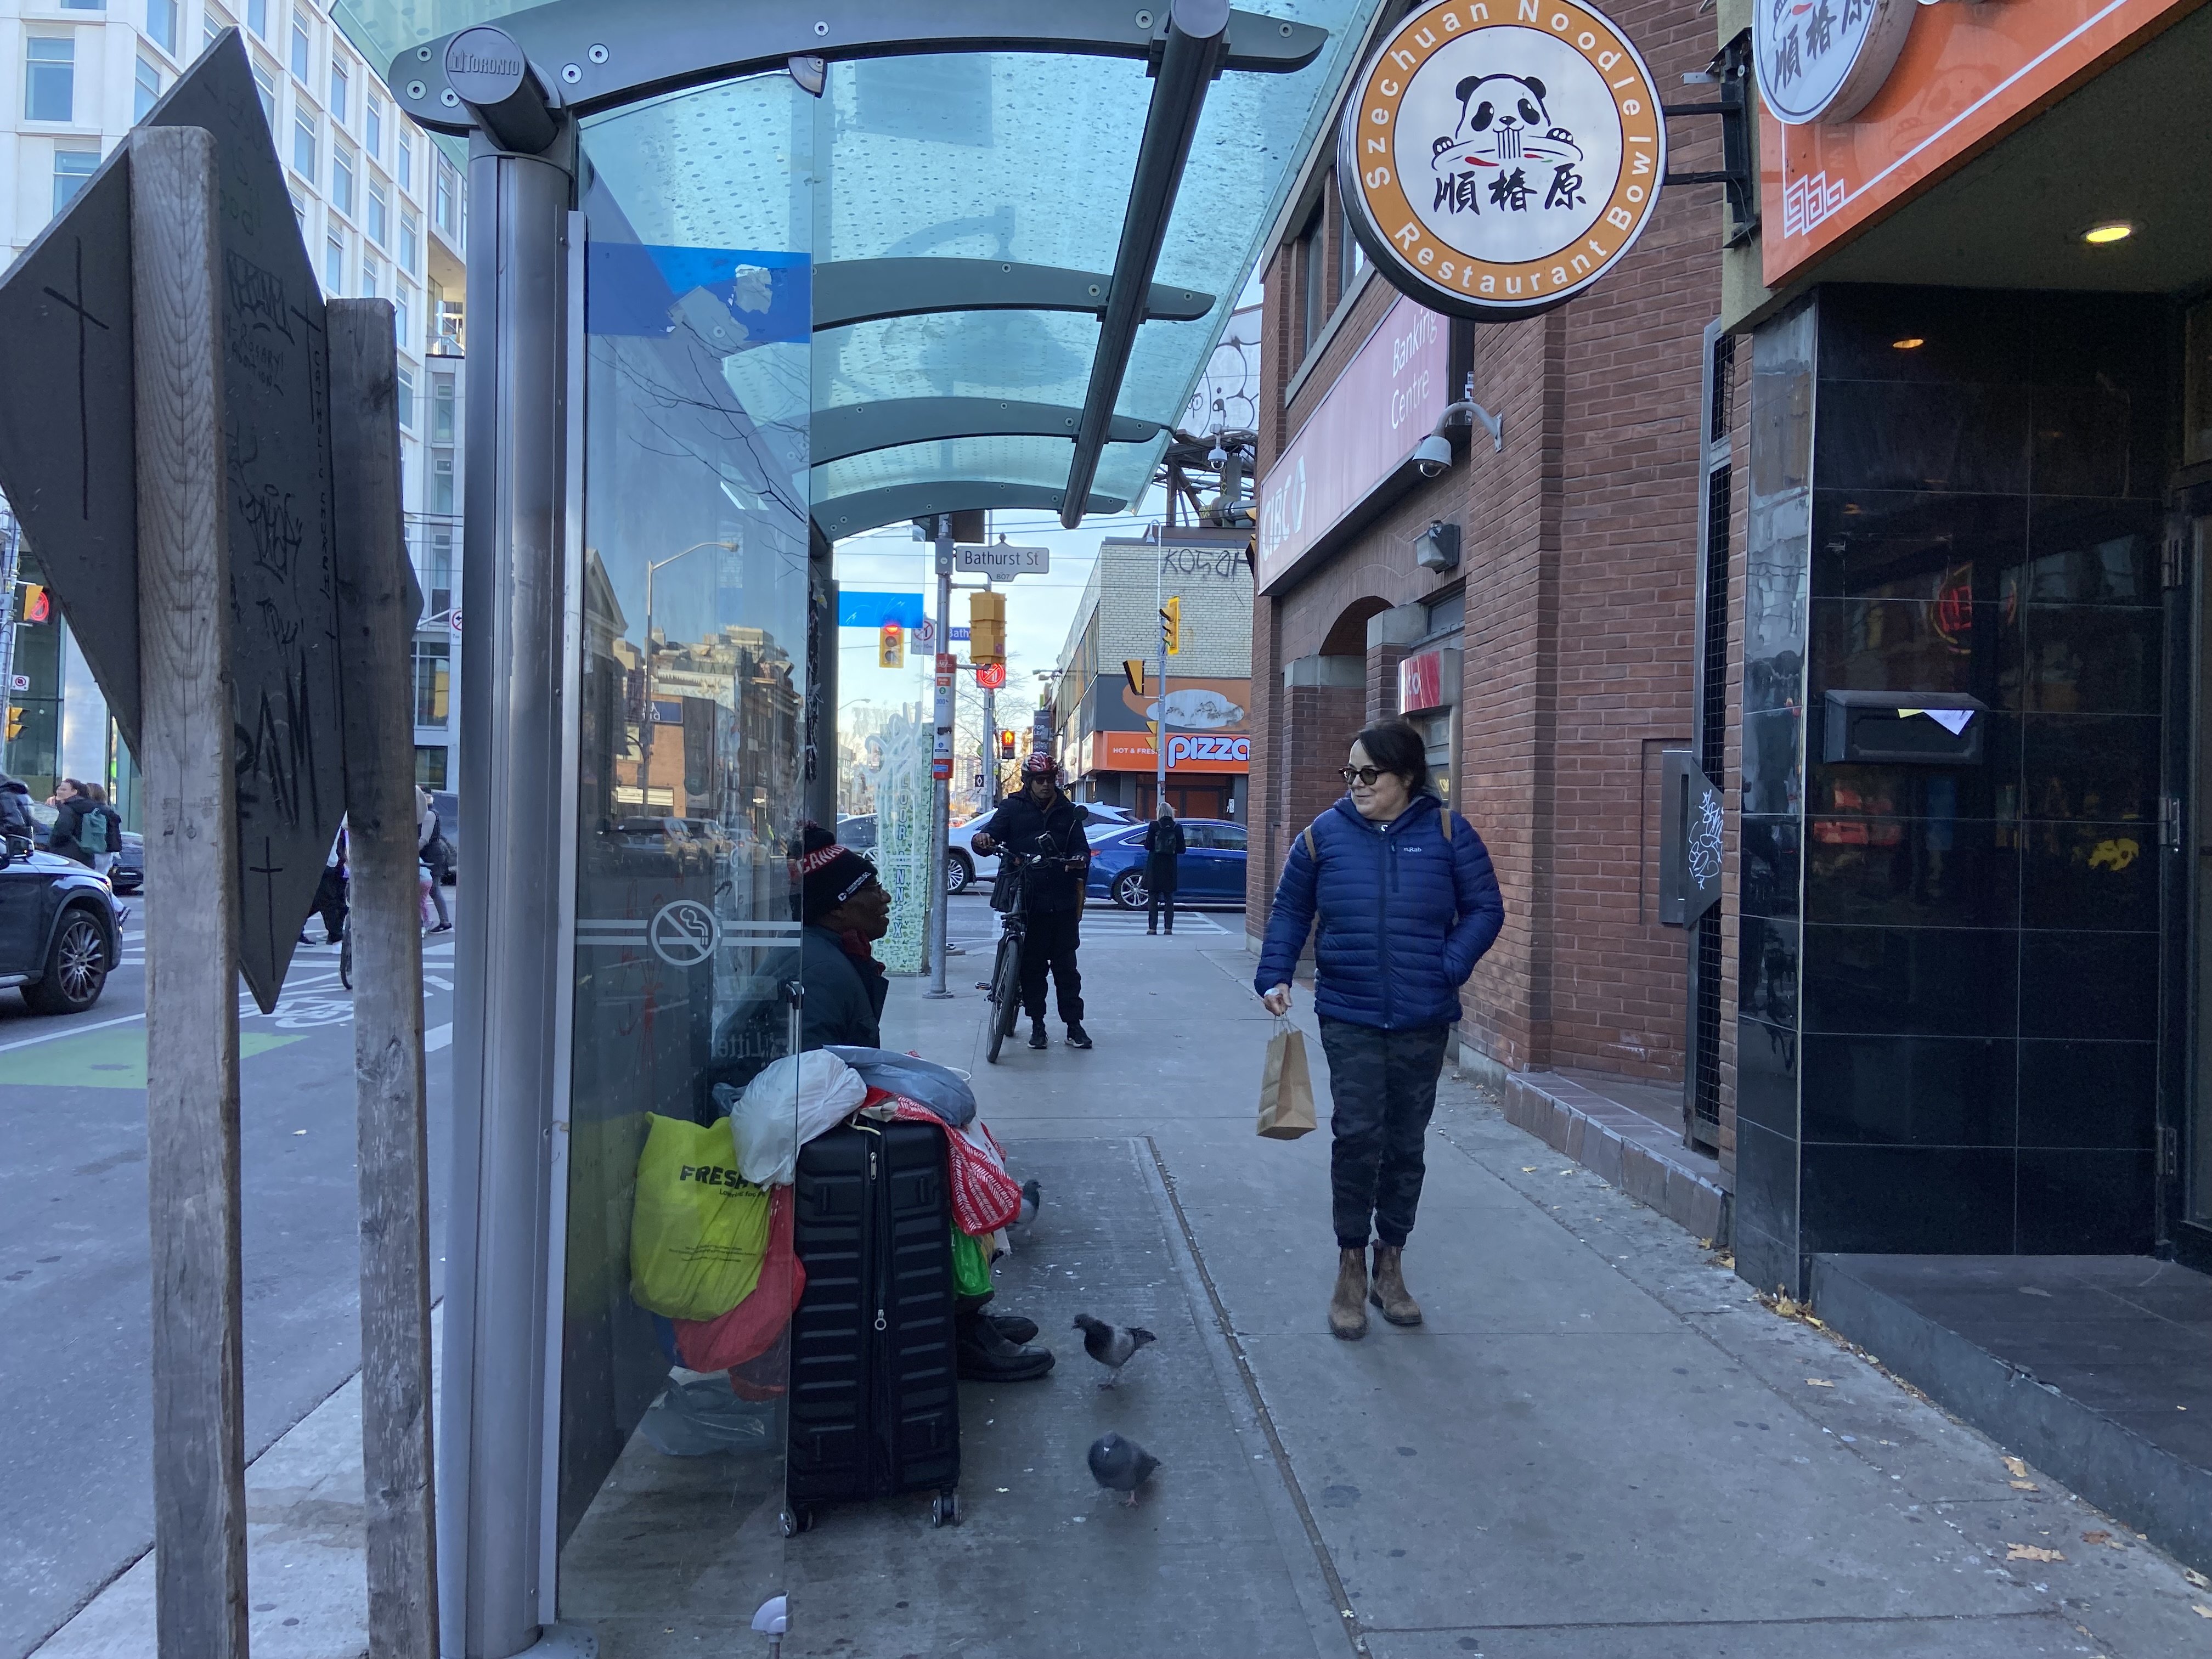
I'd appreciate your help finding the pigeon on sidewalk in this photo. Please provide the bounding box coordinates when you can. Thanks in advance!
[1012,1178,1041,1229]
[1073,1313,1155,1389]
[1087,1432,1159,1507]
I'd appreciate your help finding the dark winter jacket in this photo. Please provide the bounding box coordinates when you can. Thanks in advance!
[974,788,1091,913]
[799,924,888,1050]
[47,797,91,865]
[0,779,33,843]
[1255,793,1504,1031]
[1142,818,1186,888]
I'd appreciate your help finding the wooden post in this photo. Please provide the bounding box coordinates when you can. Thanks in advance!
[328,299,440,1658]
[133,125,249,1659]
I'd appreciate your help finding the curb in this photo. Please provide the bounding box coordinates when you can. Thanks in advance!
[1496,1070,1732,1247]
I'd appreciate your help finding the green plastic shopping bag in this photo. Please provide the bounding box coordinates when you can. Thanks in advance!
[950,1227,994,1300]
[630,1113,773,1320]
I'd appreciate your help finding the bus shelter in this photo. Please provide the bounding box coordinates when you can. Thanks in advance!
[336,2,1386,1651]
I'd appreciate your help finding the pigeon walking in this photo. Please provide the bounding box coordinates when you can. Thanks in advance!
[1012,1178,1041,1228]
[1073,1313,1155,1389]
[1087,1432,1159,1506]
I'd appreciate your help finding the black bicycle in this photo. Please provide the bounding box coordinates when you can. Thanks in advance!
[980,847,1074,1064]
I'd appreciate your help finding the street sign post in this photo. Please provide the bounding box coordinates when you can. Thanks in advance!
[955,541,1050,578]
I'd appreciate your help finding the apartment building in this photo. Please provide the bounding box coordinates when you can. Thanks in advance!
[0,0,466,804]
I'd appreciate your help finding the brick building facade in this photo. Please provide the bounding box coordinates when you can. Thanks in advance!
[1247,0,1732,1150]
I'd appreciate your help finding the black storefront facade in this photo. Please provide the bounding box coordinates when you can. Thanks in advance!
[1712,0,2212,1560]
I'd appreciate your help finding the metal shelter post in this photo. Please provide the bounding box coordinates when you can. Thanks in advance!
[439,67,575,1656]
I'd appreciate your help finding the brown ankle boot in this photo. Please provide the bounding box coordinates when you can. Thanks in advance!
[1370,1244,1423,1327]
[1328,1247,1369,1340]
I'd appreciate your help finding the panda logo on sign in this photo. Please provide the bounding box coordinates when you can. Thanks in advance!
[1430,72,1588,218]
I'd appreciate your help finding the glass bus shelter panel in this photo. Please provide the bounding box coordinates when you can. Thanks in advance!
[817,51,1146,272]
[811,310,1101,413]
[557,73,812,1644]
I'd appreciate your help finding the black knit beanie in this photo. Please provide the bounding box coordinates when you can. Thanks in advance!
[789,823,877,923]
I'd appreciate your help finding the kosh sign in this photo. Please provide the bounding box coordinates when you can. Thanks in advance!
[1256,294,1449,591]
[1338,0,1667,320]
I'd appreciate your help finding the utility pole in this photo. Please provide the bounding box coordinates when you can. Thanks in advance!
[926,514,953,998]
[0,506,19,724]
[1154,552,1169,814]
[980,574,995,808]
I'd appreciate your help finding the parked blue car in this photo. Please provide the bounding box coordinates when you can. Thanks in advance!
[1085,817,1248,909]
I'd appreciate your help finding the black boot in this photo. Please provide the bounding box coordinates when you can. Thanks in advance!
[956,1311,1054,1381]
[989,1312,1039,1344]
[1027,1020,1048,1049]
[1064,1022,1093,1049]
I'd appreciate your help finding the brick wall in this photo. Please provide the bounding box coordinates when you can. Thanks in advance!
[1247,0,1726,1092]
[1368,642,1412,724]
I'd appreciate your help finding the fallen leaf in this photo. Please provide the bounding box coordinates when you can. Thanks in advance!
[2010,1480,2040,1492]
[2080,1531,2121,1550]
[2003,1456,2032,1480]
[1805,1379,1836,1388]
[1804,1315,1826,1328]
[2193,1605,2212,1620]
[2006,1544,2065,1564]
[1522,1166,1538,1172]
[2187,1567,2211,1589]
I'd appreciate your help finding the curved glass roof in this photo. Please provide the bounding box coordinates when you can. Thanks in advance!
[343,0,1386,534]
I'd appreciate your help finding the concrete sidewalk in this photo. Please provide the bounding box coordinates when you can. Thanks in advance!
[797,911,2212,1658]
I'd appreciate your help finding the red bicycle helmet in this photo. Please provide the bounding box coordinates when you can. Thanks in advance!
[1020,752,1058,780]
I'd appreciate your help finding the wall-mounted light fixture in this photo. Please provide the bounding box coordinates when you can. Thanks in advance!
[1412,373,1504,476]
[1415,519,1461,573]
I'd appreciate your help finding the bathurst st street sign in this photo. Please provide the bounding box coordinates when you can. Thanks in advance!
[1338,0,1667,320]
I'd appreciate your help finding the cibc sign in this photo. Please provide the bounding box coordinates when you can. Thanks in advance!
[1337,0,1667,320]
[1398,646,1463,715]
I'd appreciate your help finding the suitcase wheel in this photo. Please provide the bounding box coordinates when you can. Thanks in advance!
[781,1506,814,1538]
[930,1491,959,1528]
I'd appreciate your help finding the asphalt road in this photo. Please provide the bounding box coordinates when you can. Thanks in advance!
[0,894,455,1659]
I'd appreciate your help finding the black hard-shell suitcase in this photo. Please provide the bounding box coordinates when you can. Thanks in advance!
[784,1118,962,1531]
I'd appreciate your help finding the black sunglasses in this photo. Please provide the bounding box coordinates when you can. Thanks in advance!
[1339,765,1395,787]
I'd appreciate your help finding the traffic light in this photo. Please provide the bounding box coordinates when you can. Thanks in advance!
[998,729,1016,760]
[1160,595,1181,656]
[1124,659,1146,696]
[967,591,1004,664]
[4,707,21,742]
[878,620,904,668]
[20,583,50,624]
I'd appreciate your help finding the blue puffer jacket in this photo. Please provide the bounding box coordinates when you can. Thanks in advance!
[1255,794,1505,1031]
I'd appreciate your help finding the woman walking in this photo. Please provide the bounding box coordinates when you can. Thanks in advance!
[1142,800,1184,935]
[81,783,122,877]
[1255,721,1504,1340]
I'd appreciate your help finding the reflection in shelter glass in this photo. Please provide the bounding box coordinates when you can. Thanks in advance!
[558,72,811,1635]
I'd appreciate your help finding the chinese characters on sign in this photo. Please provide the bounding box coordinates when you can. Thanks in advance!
[1336,0,1667,321]
[1752,0,1915,127]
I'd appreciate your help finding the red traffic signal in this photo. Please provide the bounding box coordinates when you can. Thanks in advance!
[998,730,1017,759]
[20,583,50,624]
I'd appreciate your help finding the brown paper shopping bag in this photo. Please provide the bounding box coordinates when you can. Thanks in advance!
[1256,1019,1317,1139]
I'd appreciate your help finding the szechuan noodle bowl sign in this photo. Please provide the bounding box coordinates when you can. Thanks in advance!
[1337,0,1667,320]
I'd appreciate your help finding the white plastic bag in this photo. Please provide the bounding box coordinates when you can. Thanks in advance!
[728,1050,866,1186]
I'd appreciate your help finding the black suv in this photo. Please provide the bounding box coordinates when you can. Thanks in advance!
[0,830,121,1014]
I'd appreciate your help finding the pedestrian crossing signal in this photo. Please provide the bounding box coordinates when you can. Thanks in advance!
[4,706,21,742]
[878,621,904,668]
[998,729,1017,759]
[1124,659,1146,696]
[19,583,49,624]
[1160,595,1181,656]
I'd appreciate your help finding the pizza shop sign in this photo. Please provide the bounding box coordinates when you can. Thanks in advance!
[1338,0,1667,320]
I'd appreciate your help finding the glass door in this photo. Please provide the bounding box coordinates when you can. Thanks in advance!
[554,71,814,1646]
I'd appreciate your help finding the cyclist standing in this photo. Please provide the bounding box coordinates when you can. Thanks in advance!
[970,753,1094,1050]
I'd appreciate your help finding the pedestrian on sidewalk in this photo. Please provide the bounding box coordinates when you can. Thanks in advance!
[1255,720,1504,1341]
[77,782,120,874]
[0,772,35,847]
[416,787,453,932]
[970,753,1094,1049]
[44,778,93,866]
[312,825,348,944]
[1142,799,1184,935]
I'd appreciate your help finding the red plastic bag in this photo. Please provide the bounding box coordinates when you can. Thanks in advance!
[671,1186,805,1373]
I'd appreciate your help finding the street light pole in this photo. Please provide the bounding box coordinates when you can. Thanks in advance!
[637,538,733,800]
[926,515,954,998]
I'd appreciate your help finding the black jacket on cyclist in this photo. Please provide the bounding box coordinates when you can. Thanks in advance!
[974,788,1092,913]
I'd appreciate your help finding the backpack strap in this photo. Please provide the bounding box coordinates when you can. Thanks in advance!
[1440,800,1453,842]
[1300,822,1318,862]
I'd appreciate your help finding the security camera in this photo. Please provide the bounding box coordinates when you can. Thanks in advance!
[1413,433,1454,477]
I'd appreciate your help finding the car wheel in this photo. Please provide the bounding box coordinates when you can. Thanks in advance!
[25,907,110,1015]
[1111,870,1148,910]
[946,853,971,895]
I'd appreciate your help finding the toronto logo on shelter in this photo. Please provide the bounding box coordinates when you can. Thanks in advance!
[1339,0,1668,321]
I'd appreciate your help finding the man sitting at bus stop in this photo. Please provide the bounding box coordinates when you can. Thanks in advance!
[969,753,1094,1051]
